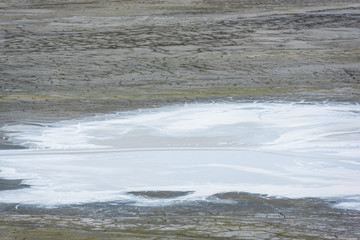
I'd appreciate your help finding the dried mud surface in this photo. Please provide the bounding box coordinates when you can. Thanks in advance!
[1,0,360,124]
[1,192,360,239]
[1,0,360,239]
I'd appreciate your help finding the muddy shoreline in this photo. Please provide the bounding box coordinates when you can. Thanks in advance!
[1,192,360,239]
[1,0,360,239]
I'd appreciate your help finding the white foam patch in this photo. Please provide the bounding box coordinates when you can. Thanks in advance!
[1,102,360,209]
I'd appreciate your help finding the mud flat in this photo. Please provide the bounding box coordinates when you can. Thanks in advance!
[1,0,360,239]
[1,0,360,123]
[1,192,360,239]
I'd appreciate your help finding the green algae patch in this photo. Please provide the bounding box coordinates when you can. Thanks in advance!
[0,86,287,102]
[0,93,69,101]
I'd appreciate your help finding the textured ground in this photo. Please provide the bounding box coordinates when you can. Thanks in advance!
[1,192,360,239]
[1,0,360,123]
[1,0,360,239]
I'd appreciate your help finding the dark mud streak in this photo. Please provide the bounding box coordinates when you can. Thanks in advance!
[0,178,30,191]
[127,191,194,199]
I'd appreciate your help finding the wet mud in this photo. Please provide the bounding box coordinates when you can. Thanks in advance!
[128,191,194,199]
[0,178,30,191]
[1,0,360,239]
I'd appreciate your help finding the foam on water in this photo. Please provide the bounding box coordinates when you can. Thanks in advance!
[1,102,360,209]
